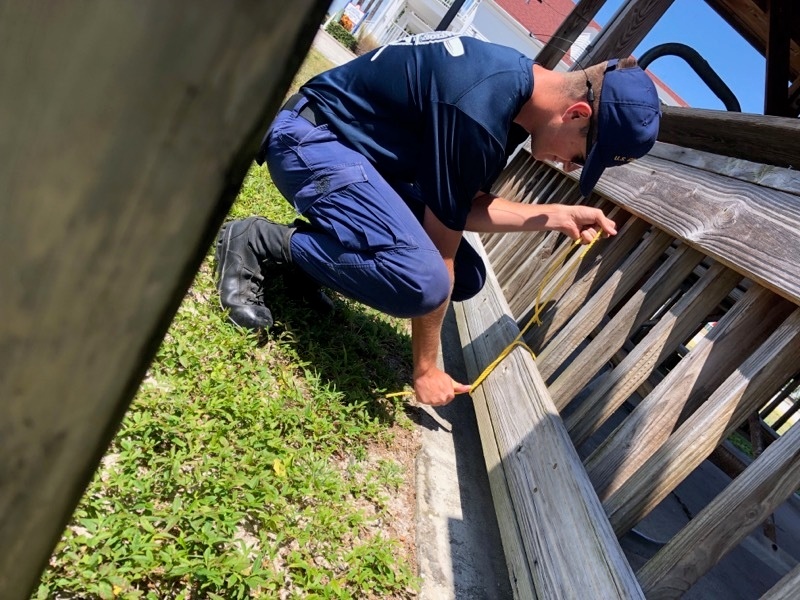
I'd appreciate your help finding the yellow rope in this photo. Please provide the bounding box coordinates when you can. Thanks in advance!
[386,231,603,399]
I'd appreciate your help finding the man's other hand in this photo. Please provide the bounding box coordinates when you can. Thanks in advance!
[413,366,471,406]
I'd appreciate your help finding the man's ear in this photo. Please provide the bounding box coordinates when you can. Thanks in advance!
[562,101,592,123]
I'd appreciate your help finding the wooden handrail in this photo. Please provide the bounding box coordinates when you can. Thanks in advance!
[659,105,800,170]
[455,233,644,599]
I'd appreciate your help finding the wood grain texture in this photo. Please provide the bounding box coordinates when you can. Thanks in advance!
[483,166,561,259]
[0,1,329,597]
[508,202,628,320]
[456,232,644,600]
[605,308,800,536]
[650,142,800,195]
[540,239,699,393]
[454,307,538,600]
[637,419,800,598]
[533,0,609,69]
[587,154,800,305]
[518,213,643,349]
[704,0,800,80]
[579,0,676,65]
[530,227,668,379]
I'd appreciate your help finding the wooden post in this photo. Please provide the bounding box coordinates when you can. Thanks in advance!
[533,0,608,69]
[0,2,330,597]
[577,0,676,66]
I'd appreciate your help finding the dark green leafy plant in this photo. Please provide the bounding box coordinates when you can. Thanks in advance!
[325,21,358,52]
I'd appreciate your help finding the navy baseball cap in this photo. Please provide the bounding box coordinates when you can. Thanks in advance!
[579,59,661,197]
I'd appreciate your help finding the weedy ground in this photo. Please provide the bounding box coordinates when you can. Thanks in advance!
[36,50,422,600]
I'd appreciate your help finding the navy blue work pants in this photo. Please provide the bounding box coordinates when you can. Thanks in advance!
[263,98,486,318]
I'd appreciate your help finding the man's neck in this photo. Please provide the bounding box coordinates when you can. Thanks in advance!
[514,64,562,134]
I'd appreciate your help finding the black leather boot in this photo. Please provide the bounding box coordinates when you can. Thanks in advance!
[214,216,293,330]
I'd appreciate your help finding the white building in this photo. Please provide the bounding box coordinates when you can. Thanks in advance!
[354,0,686,106]
[358,0,582,67]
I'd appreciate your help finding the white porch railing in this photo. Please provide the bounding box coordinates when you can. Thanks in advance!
[358,17,407,45]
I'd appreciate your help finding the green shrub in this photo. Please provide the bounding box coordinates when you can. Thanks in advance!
[326,20,358,52]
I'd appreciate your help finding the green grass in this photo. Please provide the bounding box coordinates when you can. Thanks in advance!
[35,50,420,600]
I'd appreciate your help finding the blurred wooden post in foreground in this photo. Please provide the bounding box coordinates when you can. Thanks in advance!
[0,2,329,598]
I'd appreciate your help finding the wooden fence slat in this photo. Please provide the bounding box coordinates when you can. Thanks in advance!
[545,243,703,407]
[521,214,647,349]
[637,420,800,598]
[486,177,576,278]
[499,231,572,310]
[531,229,672,374]
[491,151,535,201]
[565,262,742,446]
[510,187,623,334]
[456,232,644,600]
[484,167,558,259]
[605,308,800,536]
[760,563,800,600]
[760,377,799,420]
[0,2,330,597]
[586,285,795,500]
[507,203,628,320]
[483,157,543,254]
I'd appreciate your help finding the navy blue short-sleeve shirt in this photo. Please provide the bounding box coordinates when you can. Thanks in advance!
[300,33,534,231]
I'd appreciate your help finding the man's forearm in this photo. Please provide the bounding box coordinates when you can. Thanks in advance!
[409,206,472,405]
[465,193,559,232]
[465,193,617,241]
[411,297,449,377]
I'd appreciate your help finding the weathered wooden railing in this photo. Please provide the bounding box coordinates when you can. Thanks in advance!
[455,140,800,598]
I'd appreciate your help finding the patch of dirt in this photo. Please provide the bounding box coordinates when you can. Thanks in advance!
[330,404,423,597]
[368,414,423,569]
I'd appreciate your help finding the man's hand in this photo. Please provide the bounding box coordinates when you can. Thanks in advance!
[550,204,617,244]
[413,365,471,406]
[466,195,616,243]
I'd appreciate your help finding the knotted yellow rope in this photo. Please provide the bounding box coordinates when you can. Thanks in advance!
[386,231,603,399]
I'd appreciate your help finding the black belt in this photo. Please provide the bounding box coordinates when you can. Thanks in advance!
[256,93,320,165]
[282,93,320,126]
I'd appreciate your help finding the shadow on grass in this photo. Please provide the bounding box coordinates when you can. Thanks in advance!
[255,268,420,427]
